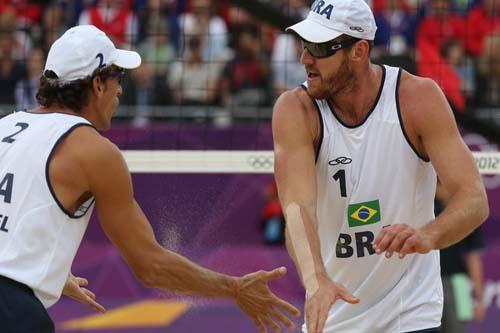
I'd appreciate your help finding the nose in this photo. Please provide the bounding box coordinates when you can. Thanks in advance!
[300,47,315,65]
[117,85,122,96]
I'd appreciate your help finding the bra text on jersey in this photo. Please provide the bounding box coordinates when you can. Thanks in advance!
[311,0,334,20]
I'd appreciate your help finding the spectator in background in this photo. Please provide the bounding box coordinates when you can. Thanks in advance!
[373,0,416,58]
[465,0,500,57]
[78,0,138,48]
[0,8,31,62]
[220,26,270,107]
[168,36,220,105]
[136,0,182,50]
[261,181,285,245]
[440,39,475,101]
[38,4,66,55]
[178,0,228,62]
[0,28,25,106]
[476,33,500,107]
[128,11,175,126]
[271,0,308,96]
[15,47,44,110]
[272,35,304,97]
[417,0,465,52]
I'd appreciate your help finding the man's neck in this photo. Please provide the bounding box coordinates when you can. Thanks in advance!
[328,64,382,126]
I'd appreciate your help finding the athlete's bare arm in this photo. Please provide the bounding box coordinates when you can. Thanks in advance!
[374,72,489,257]
[273,88,359,333]
[50,126,300,333]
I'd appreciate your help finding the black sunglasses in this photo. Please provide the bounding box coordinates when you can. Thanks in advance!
[301,37,360,58]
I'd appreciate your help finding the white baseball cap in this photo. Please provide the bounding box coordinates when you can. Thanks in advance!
[44,25,142,82]
[286,0,377,43]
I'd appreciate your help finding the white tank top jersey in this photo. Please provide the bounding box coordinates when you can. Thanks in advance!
[302,65,443,332]
[0,111,95,308]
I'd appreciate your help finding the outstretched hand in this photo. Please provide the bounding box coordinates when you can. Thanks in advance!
[63,273,105,313]
[234,266,301,333]
[305,275,359,333]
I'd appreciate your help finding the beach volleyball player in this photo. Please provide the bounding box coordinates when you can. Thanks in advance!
[0,25,299,333]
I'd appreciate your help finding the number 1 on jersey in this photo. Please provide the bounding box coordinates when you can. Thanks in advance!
[333,169,347,197]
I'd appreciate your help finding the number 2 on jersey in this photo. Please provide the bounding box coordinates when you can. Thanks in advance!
[333,169,347,197]
[2,123,29,143]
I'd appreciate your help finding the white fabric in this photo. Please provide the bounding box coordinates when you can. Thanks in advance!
[302,65,442,332]
[45,25,141,82]
[287,0,377,43]
[0,111,95,308]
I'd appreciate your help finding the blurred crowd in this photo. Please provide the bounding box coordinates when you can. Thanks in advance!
[0,0,498,123]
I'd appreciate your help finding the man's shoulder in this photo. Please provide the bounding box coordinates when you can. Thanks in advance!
[273,87,321,142]
[274,86,317,115]
[398,71,442,108]
[63,126,120,163]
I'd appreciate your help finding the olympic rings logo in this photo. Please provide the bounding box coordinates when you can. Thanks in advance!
[247,155,274,169]
[328,157,352,166]
[349,26,365,32]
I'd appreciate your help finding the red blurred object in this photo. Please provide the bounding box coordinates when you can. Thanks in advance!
[0,1,41,24]
[417,14,466,52]
[417,38,465,112]
[89,7,129,47]
[465,5,500,56]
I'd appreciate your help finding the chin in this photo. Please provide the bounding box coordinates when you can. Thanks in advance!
[307,86,328,100]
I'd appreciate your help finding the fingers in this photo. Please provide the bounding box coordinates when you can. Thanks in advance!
[399,235,418,256]
[261,314,281,333]
[88,298,106,313]
[264,267,287,281]
[374,224,415,258]
[272,297,301,317]
[251,317,267,333]
[82,288,96,300]
[75,277,88,287]
[269,308,296,330]
[338,289,360,304]
[383,231,413,258]
[373,226,397,254]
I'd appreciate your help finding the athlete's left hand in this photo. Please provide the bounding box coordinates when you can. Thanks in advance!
[63,272,106,313]
[373,224,436,259]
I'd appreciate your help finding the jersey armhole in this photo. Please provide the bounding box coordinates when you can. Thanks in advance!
[300,84,324,163]
[45,123,96,219]
[395,69,430,162]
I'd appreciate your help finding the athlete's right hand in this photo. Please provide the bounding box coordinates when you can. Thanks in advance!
[233,266,301,333]
[305,274,359,333]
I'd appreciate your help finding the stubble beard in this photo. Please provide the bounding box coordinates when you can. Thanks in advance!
[308,55,355,101]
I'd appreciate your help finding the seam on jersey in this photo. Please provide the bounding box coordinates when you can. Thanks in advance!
[326,64,386,129]
[300,84,324,163]
[395,69,430,162]
[45,123,97,219]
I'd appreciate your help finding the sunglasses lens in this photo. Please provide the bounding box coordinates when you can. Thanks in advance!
[301,41,329,58]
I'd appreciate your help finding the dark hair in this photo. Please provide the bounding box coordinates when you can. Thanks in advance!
[36,66,116,112]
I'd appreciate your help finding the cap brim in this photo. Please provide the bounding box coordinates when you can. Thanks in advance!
[113,49,142,69]
[286,19,343,43]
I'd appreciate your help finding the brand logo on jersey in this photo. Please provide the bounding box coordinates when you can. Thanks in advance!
[347,200,381,227]
[328,157,352,166]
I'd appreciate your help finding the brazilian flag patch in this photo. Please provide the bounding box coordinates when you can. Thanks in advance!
[347,200,381,227]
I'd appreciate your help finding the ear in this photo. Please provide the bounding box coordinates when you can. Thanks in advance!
[351,40,370,62]
[92,76,105,96]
